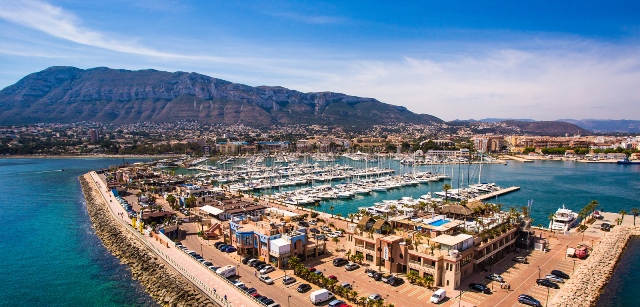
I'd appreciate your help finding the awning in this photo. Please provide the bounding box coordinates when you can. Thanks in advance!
[200,205,224,215]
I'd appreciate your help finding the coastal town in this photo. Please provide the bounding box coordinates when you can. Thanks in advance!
[1,121,639,163]
[78,151,640,307]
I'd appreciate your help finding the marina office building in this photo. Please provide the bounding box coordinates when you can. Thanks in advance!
[345,214,519,290]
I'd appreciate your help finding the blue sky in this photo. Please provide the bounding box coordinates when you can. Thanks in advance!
[0,0,639,121]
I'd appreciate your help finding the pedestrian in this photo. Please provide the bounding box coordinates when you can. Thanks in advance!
[224,295,227,301]
[254,270,257,277]
[508,283,511,291]
[214,288,216,293]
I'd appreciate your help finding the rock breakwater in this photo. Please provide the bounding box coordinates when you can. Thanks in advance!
[80,175,215,307]
[549,226,640,307]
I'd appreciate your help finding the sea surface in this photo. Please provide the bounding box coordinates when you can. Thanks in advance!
[595,236,640,307]
[0,157,638,306]
[0,158,156,307]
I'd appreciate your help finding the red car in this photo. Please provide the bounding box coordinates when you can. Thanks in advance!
[337,304,352,307]
[308,267,316,272]
[328,275,338,280]
[251,293,261,298]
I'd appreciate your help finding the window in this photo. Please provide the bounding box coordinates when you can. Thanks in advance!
[366,254,374,262]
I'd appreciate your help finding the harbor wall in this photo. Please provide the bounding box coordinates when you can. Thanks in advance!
[549,226,640,307]
[79,174,215,307]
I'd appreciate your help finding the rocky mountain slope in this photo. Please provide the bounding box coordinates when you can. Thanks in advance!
[0,66,442,127]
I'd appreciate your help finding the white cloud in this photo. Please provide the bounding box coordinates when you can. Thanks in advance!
[267,12,346,24]
[0,1,638,121]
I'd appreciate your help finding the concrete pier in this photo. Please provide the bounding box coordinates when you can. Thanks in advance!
[468,186,521,202]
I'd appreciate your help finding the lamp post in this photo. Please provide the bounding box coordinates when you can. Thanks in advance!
[287,295,291,307]
[545,286,550,307]
[537,266,541,279]
[458,290,467,307]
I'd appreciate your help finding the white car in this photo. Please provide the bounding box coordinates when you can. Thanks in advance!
[340,282,352,289]
[327,233,339,238]
[259,265,275,274]
[545,274,565,283]
[259,274,274,285]
[368,293,382,301]
[282,276,297,285]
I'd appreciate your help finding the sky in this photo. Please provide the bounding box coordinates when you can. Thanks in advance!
[0,0,639,121]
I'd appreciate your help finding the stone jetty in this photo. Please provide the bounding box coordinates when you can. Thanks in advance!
[549,226,640,307]
[80,175,215,307]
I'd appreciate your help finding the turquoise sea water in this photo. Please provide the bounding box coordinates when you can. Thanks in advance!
[596,236,640,307]
[0,158,156,307]
[244,158,640,227]
[0,157,638,305]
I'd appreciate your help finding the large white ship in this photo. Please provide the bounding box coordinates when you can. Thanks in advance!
[549,205,580,231]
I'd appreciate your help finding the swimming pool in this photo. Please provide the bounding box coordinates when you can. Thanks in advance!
[429,219,450,227]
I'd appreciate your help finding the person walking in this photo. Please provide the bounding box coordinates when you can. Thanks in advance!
[224,295,227,301]
[508,283,511,291]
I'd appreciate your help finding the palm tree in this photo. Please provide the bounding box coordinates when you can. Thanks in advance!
[348,213,355,222]
[288,256,300,270]
[423,274,434,289]
[631,208,639,226]
[349,290,359,303]
[619,209,628,225]
[406,270,419,283]
[588,200,599,216]
[508,207,519,224]
[332,237,340,250]
[442,184,451,203]
[358,296,368,306]
[548,213,556,231]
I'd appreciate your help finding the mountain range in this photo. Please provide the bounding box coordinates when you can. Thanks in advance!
[0,66,441,127]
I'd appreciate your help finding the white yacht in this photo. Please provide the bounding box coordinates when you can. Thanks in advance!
[549,205,580,231]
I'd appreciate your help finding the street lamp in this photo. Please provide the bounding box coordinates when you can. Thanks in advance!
[458,290,467,307]
[537,266,541,279]
[545,286,550,307]
[287,295,291,307]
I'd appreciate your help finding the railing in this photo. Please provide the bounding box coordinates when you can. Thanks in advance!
[474,237,517,264]
[89,172,260,307]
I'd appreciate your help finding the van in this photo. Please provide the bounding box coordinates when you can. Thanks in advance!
[309,289,334,305]
[430,288,446,303]
[216,265,236,278]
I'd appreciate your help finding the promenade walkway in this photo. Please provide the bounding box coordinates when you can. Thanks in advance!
[88,172,260,307]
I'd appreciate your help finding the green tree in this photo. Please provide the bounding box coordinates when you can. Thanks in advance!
[442,184,451,203]
[631,208,639,226]
[332,237,340,250]
[619,209,628,225]
[329,205,335,217]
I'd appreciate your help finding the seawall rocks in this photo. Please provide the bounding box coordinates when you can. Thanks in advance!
[549,226,640,307]
[79,175,215,307]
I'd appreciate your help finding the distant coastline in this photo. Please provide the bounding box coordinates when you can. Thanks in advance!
[0,154,176,159]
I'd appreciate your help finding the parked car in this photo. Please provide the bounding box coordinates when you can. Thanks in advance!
[214,242,225,248]
[328,300,346,307]
[298,221,310,227]
[381,274,393,283]
[340,282,352,289]
[518,294,542,307]
[327,275,338,280]
[242,256,254,264]
[217,244,230,250]
[387,277,404,286]
[256,263,268,270]
[297,283,312,293]
[262,298,275,305]
[536,279,560,289]
[309,220,317,225]
[257,296,270,303]
[486,273,504,282]
[259,275,274,285]
[225,247,237,253]
[512,256,528,264]
[203,261,213,267]
[368,294,382,301]
[333,258,348,266]
[316,235,327,241]
[252,261,266,268]
[259,266,275,274]
[551,270,570,279]
[247,259,259,267]
[312,270,324,276]
[345,262,359,271]
[366,270,377,277]
[469,283,491,294]
[251,293,262,298]
[372,272,383,281]
[545,274,565,283]
[282,276,297,285]
[321,226,331,232]
[245,287,257,295]
[601,222,611,231]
